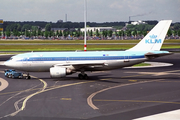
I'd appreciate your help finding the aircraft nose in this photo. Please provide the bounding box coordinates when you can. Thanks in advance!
[4,61,10,67]
[4,61,8,66]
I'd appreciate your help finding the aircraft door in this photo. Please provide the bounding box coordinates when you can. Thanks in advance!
[124,55,129,62]
[22,57,28,64]
[23,57,31,66]
[66,57,70,63]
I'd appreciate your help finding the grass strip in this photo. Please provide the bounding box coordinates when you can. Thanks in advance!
[0,45,133,51]
[133,63,151,67]
[0,44,180,51]
[0,39,180,44]
[0,39,180,51]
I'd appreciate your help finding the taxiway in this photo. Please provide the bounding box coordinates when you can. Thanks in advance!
[0,53,180,120]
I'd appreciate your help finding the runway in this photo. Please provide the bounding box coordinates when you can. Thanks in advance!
[0,53,180,120]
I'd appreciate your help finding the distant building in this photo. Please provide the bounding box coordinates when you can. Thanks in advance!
[51,28,68,32]
[57,19,63,23]
[81,27,116,32]
[131,20,147,25]
[42,28,68,32]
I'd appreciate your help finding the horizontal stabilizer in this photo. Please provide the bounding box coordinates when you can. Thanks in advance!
[145,52,173,59]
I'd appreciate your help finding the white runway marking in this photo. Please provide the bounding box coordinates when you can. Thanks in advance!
[134,109,180,120]
[0,78,9,92]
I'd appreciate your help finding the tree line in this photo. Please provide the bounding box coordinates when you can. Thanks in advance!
[0,21,127,31]
[0,21,180,39]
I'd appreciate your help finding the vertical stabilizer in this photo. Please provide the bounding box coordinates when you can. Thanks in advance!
[128,20,172,51]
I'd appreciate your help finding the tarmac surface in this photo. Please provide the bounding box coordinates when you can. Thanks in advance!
[0,53,180,120]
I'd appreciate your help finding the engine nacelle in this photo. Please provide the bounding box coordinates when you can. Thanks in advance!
[50,67,72,78]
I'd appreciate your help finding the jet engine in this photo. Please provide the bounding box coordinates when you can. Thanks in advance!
[50,67,72,78]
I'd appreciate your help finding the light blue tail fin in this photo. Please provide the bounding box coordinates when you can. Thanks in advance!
[128,20,172,51]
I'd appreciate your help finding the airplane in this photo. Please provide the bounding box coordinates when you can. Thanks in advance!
[4,20,172,80]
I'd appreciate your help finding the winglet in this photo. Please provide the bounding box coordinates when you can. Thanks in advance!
[127,20,172,51]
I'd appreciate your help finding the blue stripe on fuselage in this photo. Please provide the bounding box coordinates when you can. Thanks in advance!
[13,51,169,62]
[18,55,145,62]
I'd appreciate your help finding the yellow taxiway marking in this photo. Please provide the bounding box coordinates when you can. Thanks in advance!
[100,78,112,81]
[3,76,48,117]
[2,77,95,118]
[0,79,102,96]
[0,78,9,92]
[61,98,72,101]
[0,87,44,96]
[121,74,146,78]
[21,76,47,110]
[87,79,164,110]
[129,80,138,82]
[94,99,180,105]
[20,79,95,111]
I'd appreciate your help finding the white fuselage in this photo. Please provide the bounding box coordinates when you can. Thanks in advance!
[4,51,149,72]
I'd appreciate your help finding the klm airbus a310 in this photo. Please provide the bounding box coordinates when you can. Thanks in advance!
[4,20,172,79]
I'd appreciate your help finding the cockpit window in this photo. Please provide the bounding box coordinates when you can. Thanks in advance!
[10,57,23,61]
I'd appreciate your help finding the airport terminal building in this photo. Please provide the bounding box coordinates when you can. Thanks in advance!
[81,27,116,32]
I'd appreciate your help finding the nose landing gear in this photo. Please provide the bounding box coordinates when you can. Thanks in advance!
[25,73,31,80]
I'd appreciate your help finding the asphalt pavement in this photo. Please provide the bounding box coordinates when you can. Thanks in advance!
[0,53,180,120]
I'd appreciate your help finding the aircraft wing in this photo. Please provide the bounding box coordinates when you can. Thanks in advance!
[54,61,108,70]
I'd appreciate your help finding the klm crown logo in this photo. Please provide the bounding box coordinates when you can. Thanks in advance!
[145,34,162,44]
[149,34,157,39]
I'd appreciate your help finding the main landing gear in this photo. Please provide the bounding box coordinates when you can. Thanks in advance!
[78,73,88,80]
[78,70,88,80]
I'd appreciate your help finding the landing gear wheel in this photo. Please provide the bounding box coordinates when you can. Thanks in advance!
[78,74,88,80]
[25,76,31,80]
[25,73,31,80]
[78,74,84,80]
[83,74,88,80]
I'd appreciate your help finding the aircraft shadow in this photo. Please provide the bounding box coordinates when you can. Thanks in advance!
[39,74,121,84]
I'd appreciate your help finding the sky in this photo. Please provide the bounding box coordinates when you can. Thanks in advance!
[0,0,180,23]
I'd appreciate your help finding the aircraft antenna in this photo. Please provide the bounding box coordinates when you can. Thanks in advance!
[84,0,87,51]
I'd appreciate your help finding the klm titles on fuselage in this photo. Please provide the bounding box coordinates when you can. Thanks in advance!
[145,34,162,44]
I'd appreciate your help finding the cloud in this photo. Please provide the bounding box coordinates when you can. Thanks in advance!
[0,0,179,22]
[109,1,123,9]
